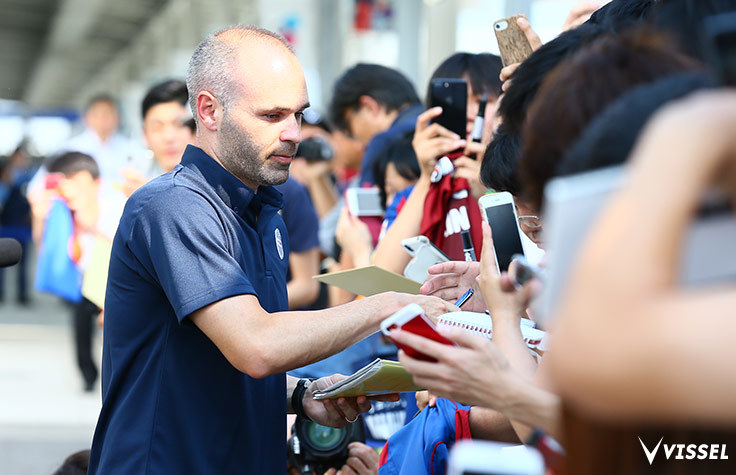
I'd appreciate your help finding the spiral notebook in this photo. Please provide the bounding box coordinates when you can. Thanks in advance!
[437,311,546,349]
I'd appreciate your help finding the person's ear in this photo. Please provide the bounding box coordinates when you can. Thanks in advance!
[196,91,222,132]
[358,95,382,117]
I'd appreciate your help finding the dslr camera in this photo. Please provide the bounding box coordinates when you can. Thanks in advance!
[287,416,365,475]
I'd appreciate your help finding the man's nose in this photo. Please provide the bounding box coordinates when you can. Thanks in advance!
[280,114,302,144]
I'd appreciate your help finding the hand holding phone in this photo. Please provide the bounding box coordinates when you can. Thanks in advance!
[381,303,454,362]
[345,188,383,217]
[494,14,536,67]
[478,192,527,272]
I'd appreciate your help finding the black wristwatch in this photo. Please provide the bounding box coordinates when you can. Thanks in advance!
[291,378,314,421]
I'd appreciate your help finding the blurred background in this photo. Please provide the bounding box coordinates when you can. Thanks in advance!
[0,0,578,473]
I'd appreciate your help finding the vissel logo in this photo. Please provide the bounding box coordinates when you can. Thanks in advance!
[638,437,729,465]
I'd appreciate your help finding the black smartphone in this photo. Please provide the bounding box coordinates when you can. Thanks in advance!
[478,192,526,272]
[703,11,736,86]
[429,78,467,139]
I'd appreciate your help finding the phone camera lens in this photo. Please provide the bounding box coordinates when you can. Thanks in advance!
[443,82,449,87]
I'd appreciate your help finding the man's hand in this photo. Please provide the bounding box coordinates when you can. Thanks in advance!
[412,107,466,178]
[420,261,487,313]
[394,327,517,410]
[477,221,536,327]
[324,442,379,475]
[289,157,332,186]
[302,374,399,428]
[454,153,485,199]
[415,390,438,412]
[336,206,373,266]
[400,293,459,324]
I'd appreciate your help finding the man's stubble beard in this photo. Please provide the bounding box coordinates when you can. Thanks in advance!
[218,111,295,187]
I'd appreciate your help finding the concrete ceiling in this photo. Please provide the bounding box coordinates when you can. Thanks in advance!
[0,0,168,109]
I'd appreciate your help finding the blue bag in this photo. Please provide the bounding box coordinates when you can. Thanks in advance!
[34,199,83,302]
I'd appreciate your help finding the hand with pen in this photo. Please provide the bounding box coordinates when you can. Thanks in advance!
[420,260,486,312]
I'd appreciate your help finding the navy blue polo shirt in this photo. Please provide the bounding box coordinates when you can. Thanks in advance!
[89,145,289,474]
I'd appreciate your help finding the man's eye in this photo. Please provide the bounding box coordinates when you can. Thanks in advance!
[265,113,281,120]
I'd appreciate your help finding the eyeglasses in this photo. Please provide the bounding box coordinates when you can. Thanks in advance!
[518,215,542,229]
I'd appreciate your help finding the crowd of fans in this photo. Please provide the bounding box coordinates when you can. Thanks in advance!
[2,0,729,473]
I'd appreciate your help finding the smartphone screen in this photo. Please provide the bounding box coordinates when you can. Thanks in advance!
[430,78,467,139]
[484,203,525,272]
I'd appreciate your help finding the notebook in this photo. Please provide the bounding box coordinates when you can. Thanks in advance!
[312,358,424,400]
[437,311,546,349]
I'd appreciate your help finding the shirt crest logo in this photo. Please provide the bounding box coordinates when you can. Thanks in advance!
[275,228,284,260]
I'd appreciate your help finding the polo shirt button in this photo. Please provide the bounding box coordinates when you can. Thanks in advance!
[233,207,239,213]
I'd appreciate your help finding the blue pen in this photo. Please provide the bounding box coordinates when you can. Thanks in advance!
[454,288,474,308]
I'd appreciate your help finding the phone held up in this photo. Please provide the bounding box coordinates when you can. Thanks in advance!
[478,192,527,273]
[429,78,468,140]
[494,14,534,67]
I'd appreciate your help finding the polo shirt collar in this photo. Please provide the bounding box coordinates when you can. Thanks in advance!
[179,145,284,218]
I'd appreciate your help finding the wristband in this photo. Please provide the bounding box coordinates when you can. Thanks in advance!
[291,378,314,421]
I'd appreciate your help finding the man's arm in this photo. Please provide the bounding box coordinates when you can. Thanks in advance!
[190,291,453,379]
[287,248,321,309]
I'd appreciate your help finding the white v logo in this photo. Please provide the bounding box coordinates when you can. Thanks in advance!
[639,437,663,465]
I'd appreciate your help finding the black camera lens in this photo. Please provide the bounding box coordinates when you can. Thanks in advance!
[287,416,365,474]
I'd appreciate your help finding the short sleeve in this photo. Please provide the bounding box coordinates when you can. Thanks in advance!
[279,180,319,253]
[127,189,255,322]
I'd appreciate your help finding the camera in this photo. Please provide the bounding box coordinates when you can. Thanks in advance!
[296,136,334,163]
[287,416,365,475]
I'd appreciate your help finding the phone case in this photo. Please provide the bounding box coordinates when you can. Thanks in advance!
[494,14,534,67]
[381,303,454,362]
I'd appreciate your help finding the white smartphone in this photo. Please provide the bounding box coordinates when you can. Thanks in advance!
[448,440,545,475]
[478,192,527,272]
[402,236,451,283]
[345,188,384,217]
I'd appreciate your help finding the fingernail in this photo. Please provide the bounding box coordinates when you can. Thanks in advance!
[517,17,528,26]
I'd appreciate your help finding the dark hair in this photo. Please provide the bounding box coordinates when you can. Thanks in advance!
[588,0,658,31]
[426,52,503,104]
[653,0,736,61]
[497,22,606,136]
[480,124,522,196]
[47,151,100,180]
[558,72,716,178]
[329,64,420,132]
[52,449,90,475]
[85,94,117,111]
[373,135,420,208]
[141,79,188,119]
[519,29,700,209]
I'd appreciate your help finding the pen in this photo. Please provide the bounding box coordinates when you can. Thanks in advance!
[454,288,474,308]
[461,230,476,262]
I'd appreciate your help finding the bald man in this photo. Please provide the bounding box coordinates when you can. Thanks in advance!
[88,26,451,474]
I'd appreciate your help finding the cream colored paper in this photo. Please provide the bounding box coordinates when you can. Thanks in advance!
[81,236,113,309]
[314,265,421,296]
